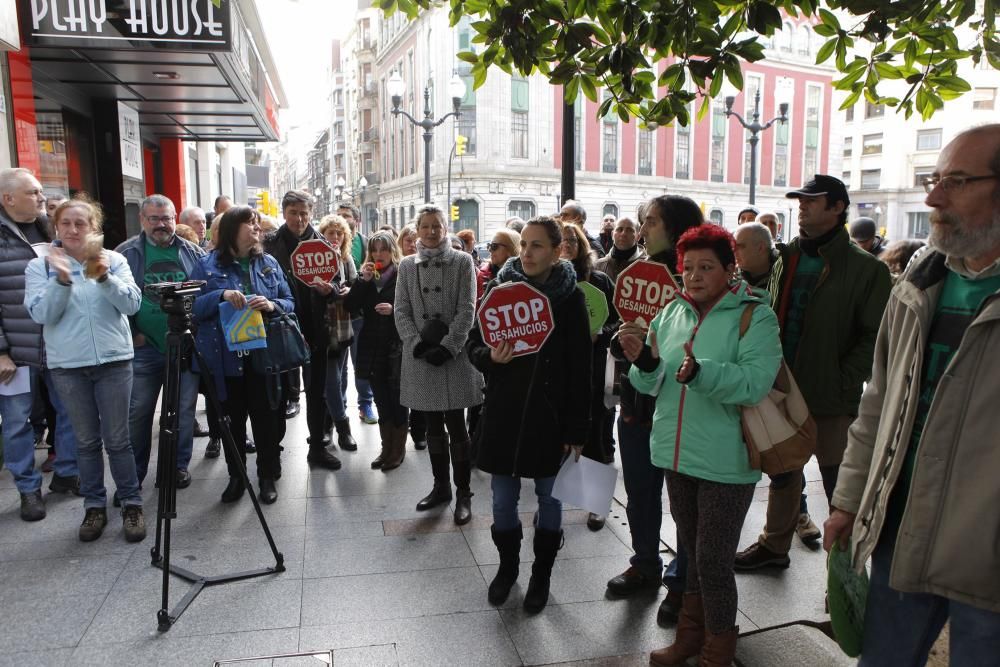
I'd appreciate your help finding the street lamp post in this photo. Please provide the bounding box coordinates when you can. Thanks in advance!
[387,71,466,203]
[724,87,789,205]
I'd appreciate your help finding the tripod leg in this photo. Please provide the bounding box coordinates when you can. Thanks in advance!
[193,347,285,571]
[153,330,184,628]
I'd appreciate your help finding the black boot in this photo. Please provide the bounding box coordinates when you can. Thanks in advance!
[371,422,389,469]
[307,445,342,470]
[221,477,245,503]
[259,478,278,504]
[523,528,563,613]
[416,441,452,511]
[488,524,522,605]
[451,447,473,525]
[335,418,357,451]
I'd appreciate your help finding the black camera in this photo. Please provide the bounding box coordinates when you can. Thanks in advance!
[145,281,206,316]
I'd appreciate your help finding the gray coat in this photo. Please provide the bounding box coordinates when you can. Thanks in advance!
[0,207,50,367]
[395,245,483,411]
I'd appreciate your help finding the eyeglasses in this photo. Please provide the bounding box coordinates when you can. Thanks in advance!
[922,174,1000,194]
[486,242,511,252]
[561,236,579,245]
[145,215,175,224]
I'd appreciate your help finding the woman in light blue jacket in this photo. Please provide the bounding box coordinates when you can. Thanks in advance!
[25,198,145,544]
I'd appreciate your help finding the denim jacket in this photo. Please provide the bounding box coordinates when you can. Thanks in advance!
[189,251,295,397]
[24,250,141,369]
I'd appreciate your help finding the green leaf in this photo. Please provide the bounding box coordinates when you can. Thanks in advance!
[816,37,837,64]
[819,8,841,30]
[456,51,479,65]
[565,76,581,104]
[580,75,598,102]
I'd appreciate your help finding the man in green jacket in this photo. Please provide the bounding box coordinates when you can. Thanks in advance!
[735,174,892,571]
[825,125,1000,664]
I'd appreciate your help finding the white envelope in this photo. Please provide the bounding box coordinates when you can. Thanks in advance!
[0,366,31,396]
[551,455,618,517]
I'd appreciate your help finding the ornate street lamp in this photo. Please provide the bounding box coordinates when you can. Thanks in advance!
[724,83,791,205]
[387,71,466,203]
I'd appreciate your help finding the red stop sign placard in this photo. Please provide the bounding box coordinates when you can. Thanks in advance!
[477,282,555,357]
[290,239,341,286]
[614,260,682,326]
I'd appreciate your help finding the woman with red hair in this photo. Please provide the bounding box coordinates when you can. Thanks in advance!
[620,224,782,667]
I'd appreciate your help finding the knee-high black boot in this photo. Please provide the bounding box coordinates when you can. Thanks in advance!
[488,524,522,605]
[415,435,452,511]
[450,438,473,525]
[524,527,564,613]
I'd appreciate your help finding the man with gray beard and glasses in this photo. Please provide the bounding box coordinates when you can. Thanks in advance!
[825,124,1000,665]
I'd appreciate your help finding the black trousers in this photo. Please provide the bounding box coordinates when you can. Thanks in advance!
[302,348,330,444]
[222,368,284,480]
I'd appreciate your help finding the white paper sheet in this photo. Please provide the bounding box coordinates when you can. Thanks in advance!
[0,366,31,396]
[551,455,618,517]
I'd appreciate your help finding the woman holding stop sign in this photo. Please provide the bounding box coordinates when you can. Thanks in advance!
[395,204,483,525]
[466,216,592,613]
[620,225,781,667]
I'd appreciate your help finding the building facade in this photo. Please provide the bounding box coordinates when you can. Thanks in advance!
[361,7,836,242]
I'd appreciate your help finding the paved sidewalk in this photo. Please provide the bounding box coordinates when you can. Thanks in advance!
[0,396,846,666]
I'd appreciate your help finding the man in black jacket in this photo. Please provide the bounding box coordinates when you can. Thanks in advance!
[263,190,342,470]
[0,168,80,521]
[559,200,605,258]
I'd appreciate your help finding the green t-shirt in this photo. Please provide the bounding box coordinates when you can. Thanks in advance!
[781,253,824,365]
[884,269,1000,535]
[136,242,186,352]
[237,257,252,294]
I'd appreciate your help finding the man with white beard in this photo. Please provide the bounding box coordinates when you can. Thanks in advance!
[825,124,1000,665]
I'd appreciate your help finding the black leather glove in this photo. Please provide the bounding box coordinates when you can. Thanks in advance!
[413,340,431,359]
[424,345,453,367]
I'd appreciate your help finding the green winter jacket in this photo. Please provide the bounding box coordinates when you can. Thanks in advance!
[629,283,782,485]
[769,227,892,417]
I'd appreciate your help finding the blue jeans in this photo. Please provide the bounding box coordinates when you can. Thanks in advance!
[0,367,78,493]
[618,415,671,580]
[324,350,350,422]
[491,475,561,532]
[344,318,373,408]
[129,344,197,485]
[860,528,1000,666]
[50,362,142,508]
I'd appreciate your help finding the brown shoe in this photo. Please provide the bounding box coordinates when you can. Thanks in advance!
[649,593,705,666]
[379,424,407,472]
[698,626,739,667]
[371,422,389,469]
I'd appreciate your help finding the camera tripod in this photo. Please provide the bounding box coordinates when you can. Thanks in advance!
[148,283,285,632]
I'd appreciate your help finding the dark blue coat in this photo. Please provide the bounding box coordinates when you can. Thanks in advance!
[190,251,295,398]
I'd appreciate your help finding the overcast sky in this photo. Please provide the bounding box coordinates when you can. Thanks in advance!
[257,0,355,134]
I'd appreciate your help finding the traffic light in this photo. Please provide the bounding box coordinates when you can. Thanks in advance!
[455,135,467,156]
[259,190,270,213]
[451,204,460,222]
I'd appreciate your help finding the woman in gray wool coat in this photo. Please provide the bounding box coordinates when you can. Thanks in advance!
[395,204,483,525]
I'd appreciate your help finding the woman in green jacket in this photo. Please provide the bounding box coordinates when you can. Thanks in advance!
[622,225,781,667]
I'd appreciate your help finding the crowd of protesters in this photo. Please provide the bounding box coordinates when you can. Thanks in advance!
[1,122,998,667]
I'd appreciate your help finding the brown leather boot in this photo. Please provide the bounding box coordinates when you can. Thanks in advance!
[698,626,738,667]
[371,422,389,469]
[649,593,705,666]
[380,424,407,471]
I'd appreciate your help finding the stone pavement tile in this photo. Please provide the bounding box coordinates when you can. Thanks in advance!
[300,566,491,626]
[298,609,520,667]
[0,551,131,597]
[0,494,89,544]
[71,627,300,667]
[147,530,305,579]
[169,495,308,533]
[302,531,476,578]
[167,520,307,551]
[383,513,462,536]
[736,624,853,667]
[0,534,139,563]
[304,492,436,525]
[271,644,397,666]
[459,509,591,533]
[80,556,302,645]
[306,466,433,498]
[0,591,105,653]
[537,654,653,667]
[465,523,632,566]
[0,647,75,667]
[481,555,666,610]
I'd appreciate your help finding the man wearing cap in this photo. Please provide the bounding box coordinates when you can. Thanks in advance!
[825,123,1000,664]
[735,174,892,571]
[737,205,759,225]
[849,216,886,256]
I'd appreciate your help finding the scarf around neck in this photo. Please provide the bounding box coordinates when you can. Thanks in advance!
[416,239,450,262]
[496,257,578,304]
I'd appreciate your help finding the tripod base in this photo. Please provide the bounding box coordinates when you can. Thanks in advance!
[151,556,286,632]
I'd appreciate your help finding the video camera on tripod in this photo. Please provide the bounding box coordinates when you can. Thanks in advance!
[145,280,284,632]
